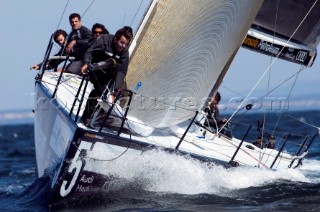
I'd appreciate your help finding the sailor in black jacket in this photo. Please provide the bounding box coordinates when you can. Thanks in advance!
[65,13,92,74]
[81,28,132,121]
[66,13,92,59]
[31,29,68,71]
[204,92,227,128]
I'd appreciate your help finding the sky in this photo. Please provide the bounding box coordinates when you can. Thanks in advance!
[0,0,319,112]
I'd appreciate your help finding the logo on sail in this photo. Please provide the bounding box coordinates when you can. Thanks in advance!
[243,36,259,48]
[257,41,280,55]
[296,51,308,62]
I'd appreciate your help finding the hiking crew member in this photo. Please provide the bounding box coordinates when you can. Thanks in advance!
[81,28,132,122]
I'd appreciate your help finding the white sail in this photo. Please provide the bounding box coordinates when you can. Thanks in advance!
[126,0,264,128]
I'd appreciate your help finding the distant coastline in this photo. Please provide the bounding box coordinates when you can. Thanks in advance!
[0,109,34,126]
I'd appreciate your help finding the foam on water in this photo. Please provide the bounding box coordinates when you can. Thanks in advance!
[0,184,24,194]
[300,159,320,172]
[299,159,320,183]
[87,149,315,195]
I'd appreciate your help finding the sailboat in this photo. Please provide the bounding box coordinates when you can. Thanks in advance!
[33,0,320,203]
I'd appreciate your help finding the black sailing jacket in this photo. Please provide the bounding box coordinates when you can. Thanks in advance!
[83,34,129,92]
[67,25,92,60]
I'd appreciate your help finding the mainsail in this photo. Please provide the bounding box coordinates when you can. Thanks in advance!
[126,0,264,128]
[243,0,320,67]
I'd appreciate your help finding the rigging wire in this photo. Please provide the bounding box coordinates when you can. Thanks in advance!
[249,69,304,106]
[258,67,302,168]
[259,0,280,167]
[53,0,95,52]
[220,67,306,113]
[82,0,96,18]
[219,84,246,98]
[121,14,127,27]
[220,0,319,135]
[217,67,306,125]
[282,113,320,132]
[130,0,144,26]
[272,66,303,134]
[56,0,70,30]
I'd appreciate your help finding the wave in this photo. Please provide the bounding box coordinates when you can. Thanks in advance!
[85,149,318,195]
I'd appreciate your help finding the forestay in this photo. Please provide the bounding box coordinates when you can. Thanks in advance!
[126,0,264,128]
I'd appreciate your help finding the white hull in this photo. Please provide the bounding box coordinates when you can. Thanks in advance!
[34,83,77,177]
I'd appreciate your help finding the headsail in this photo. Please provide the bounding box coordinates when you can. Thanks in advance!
[127,0,264,128]
[243,0,320,67]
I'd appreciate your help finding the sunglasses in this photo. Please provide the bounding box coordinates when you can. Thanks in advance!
[93,31,104,35]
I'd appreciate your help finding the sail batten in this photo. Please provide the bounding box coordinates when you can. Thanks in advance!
[127,0,264,128]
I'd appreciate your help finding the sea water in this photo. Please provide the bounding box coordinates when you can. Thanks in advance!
[0,110,319,211]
